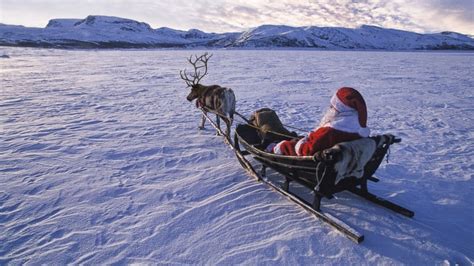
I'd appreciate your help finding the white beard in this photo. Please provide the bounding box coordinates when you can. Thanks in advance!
[319,107,338,128]
[318,107,367,136]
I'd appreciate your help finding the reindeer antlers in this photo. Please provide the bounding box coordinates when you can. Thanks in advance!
[180,52,213,87]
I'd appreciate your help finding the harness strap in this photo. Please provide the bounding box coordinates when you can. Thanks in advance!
[197,87,214,109]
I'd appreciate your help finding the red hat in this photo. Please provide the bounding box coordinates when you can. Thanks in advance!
[330,87,370,137]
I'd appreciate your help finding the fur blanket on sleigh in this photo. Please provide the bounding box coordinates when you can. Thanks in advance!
[331,138,377,184]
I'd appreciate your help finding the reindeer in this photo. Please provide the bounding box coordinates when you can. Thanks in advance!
[180,53,236,139]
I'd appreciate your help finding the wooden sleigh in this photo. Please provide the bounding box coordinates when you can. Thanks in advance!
[233,123,415,243]
[198,108,414,243]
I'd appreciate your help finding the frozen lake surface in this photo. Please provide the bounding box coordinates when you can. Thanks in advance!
[0,48,473,264]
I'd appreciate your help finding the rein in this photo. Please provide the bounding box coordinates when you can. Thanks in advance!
[233,110,307,139]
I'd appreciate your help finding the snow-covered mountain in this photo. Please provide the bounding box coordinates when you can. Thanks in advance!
[1,15,473,49]
[234,24,474,50]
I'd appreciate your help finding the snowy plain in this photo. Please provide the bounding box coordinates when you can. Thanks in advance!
[0,47,473,264]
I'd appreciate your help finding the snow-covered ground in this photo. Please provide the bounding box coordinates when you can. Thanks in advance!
[0,48,472,264]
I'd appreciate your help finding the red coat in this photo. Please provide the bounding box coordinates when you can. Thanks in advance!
[275,127,361,156]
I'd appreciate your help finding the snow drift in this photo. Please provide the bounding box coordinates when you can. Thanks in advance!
[0,47,472,264]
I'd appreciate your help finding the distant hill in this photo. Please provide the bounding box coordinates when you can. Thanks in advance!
[1,15,473,50]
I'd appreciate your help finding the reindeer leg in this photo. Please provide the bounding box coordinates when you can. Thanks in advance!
[229,112,234,135]
[199,113,206,130]
[223,112,234,141]
[225,118,231,142]
[216,114,222,136]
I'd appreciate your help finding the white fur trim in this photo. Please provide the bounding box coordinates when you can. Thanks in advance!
[273,141,284,155]
[294,136,308,156]
[330,93,355,112]
[321,109,370,137]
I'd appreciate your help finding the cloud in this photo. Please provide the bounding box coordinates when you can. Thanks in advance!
[401,0,474,33]
[0,0,472,34]
[185,0,432,33]
[426,0,473,21]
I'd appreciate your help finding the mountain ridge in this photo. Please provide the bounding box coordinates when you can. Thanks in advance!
[1,15,473,50]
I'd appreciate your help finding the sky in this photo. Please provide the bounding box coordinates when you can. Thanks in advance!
[0,0,473,35]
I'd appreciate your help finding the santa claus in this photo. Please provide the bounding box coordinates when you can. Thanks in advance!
[269,87,370,156]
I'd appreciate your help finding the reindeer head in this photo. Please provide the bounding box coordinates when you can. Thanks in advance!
[186,84,206,102]
[180,53,213,102]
